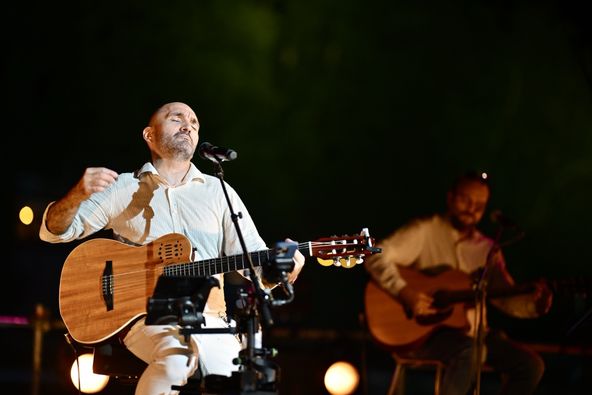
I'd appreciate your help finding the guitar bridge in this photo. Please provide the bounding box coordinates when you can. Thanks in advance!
[102,260,114,311]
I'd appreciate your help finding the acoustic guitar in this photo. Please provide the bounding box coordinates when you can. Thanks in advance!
[60,229,380,344]
[364,265,538,349]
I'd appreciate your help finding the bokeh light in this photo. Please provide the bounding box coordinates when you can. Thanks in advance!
[324,361,359,395]
[70,353,109,394]
[19,206,34,225]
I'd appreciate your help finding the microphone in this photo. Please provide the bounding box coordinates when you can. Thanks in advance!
[489,209,518,228]
[198,142,238,162]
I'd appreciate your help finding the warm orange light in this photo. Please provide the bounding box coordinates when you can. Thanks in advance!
[19,206,34,225]
[324,361,359,395]
[70,353,109,393]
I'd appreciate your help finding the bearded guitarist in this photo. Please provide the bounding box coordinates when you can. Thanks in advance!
[364,171,553,395]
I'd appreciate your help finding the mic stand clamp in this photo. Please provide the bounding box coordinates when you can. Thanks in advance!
[196,286,280,395]
[231,285,281,394]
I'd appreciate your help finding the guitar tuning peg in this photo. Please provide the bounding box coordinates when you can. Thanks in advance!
[340,257,357,269]
[355,256,364,264]
[317,257,333,267]
[333,258,341,267]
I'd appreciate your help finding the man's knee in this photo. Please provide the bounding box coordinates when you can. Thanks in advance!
[153,354,197,383]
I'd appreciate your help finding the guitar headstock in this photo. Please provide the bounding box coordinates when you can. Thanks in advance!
[312,228,381,268]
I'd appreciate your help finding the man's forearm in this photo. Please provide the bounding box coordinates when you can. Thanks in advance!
[45,191,85,235]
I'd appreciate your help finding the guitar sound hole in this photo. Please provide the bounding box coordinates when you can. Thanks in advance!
[158,242,184,262]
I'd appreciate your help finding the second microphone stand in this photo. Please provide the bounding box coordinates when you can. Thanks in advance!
[471,221,525,394]
[471,239,499,395]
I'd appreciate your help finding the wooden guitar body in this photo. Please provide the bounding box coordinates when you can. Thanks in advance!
[364,266,473,349]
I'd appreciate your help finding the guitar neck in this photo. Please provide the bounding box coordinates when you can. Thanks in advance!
[433,283,536,307]
[161,244,312,278]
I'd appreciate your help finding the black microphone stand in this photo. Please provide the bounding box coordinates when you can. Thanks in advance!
[471,230,500,395]
[472,221,525,395]
[206,157,278,394]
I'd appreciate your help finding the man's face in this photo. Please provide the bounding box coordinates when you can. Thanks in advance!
[147,102,200,161]
[447,181,490,230]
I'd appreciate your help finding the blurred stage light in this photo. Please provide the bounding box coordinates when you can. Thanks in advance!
[324,361,359,395]
[19,205,34,225]
[70,353,109,393]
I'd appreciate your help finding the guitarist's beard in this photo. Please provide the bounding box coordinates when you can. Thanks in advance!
[448,214,478,237]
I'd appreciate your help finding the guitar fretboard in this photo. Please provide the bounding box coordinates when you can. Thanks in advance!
[162,245,310,277]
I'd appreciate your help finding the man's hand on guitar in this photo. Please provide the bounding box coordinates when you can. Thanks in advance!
[286,238,305,284]
[399,286,437,318]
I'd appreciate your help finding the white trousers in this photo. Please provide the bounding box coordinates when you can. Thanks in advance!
[123,315,242,395]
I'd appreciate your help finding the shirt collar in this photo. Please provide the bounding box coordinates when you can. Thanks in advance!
[437,213,486,244]
[134,162,207,184]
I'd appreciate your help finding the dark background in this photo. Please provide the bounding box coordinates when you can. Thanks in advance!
[3,1,592,394]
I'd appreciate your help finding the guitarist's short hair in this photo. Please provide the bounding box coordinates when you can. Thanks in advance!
[450,171,491,194]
